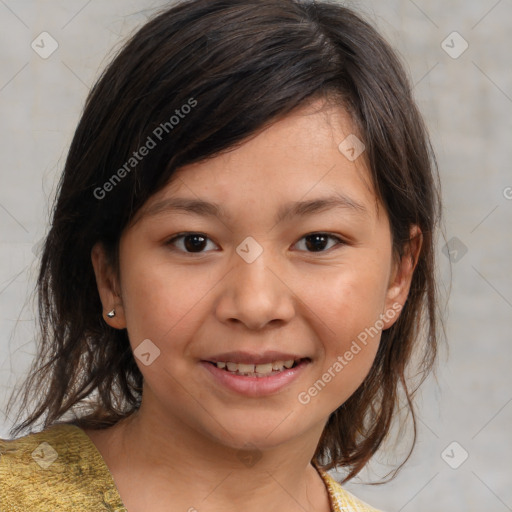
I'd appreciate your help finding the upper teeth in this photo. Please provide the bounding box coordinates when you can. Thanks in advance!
[215,360,296,375]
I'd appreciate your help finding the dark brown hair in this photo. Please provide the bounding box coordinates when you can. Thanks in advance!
[6,0,442,483]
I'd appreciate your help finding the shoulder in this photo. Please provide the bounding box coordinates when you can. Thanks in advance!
[0,422,126,511]
[318,468,385,512]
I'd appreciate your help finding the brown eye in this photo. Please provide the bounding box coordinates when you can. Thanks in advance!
[166,233,218,253]
[165,231,344,255]
[294,233,344,253]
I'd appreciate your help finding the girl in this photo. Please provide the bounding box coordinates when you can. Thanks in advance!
[0,1,441,510]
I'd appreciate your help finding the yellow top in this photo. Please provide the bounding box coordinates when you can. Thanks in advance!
[0,423,382,511]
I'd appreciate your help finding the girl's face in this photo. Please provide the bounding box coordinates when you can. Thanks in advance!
[93,99,419,451]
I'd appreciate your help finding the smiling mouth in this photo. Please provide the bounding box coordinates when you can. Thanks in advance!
[205,358,310,377]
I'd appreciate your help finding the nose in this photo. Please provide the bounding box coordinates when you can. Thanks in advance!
[214,247,295,331]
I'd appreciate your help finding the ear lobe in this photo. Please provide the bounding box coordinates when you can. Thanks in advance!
[382,225,422,330]
[91,242,126,329]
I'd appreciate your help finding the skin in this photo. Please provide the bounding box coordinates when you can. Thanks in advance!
[88,97,421,512]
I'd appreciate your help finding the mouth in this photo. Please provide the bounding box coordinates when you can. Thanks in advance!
[204,357,311,378]
[200,356,312,397]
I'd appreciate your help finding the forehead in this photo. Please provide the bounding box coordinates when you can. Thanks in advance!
[132,99,380,227]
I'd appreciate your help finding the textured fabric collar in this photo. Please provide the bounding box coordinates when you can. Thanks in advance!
[1,423,382,511]
[314,465,383,512]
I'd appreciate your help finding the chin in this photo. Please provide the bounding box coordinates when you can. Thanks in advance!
[203,416,309,452]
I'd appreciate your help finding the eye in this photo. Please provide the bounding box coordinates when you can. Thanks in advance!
[293,233,345,253]
[165,231,345,254]
[165,232,219,253]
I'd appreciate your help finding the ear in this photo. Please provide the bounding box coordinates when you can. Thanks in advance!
[91,242,126,329]
[381,225,422,330]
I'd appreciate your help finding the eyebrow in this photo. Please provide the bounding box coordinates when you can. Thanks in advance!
[137,193,369,226]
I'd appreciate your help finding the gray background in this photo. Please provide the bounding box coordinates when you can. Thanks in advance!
[1,1,511,511]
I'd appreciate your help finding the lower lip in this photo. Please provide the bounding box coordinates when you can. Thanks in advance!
[200,359,310,397]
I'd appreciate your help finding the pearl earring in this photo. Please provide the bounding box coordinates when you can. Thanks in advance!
[107,309,116,318]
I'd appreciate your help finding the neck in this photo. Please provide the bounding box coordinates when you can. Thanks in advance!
[95,398,331,512]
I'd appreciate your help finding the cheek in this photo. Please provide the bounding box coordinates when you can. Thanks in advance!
[300,261,387,400]
[306,259,389,341]
[119,250,216,354]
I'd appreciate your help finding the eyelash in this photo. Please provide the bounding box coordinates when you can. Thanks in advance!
[164,232,346,254]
